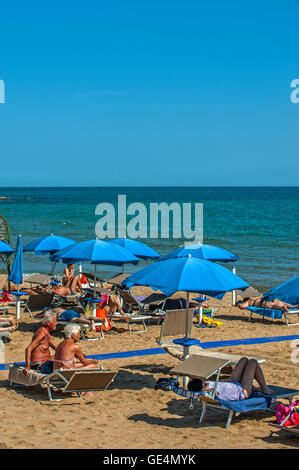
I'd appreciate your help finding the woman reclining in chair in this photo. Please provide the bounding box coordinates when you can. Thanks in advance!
[236,296,299,313]
[188,357,273,401]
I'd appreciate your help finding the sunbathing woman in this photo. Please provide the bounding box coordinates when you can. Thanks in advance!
[236,296,299,312]
[188,357,273,401]
[51,275,84,297]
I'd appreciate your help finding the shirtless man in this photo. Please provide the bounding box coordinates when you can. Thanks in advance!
[53,323,98,370]
[23,310,57,375]
[236,296,299,313]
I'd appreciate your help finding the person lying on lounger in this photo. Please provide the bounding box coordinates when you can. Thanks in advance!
[0,315,18,333]
[53,323,98,371]
[236,296,299,312]
[36,307,100,332]
[51,275,84,297]
[23,310,57,375]
[188,357,274,400]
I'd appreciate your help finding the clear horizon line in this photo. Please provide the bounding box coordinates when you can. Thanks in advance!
[0,185,298,189]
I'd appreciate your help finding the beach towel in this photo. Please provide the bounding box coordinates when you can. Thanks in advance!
[96,306,111,332]
[9,365,47,387]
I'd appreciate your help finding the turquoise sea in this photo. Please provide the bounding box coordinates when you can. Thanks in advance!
[0,187,298,292]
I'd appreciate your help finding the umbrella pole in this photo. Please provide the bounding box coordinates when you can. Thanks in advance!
[183,292,190,389]
[16,284,20,320]
[232,265,236,305]
[94,264,97,298]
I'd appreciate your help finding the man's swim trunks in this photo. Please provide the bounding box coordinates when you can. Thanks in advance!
[59,310,81,322]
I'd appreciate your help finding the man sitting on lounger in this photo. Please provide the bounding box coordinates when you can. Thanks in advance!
[36,307,100,332]
[23,310,57,375]
[236,296,299,313]
[188,357,273,400]
[54,323,99,370]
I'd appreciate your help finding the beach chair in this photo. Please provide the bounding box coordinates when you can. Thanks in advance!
[106,273,131,288]
[236,286,262,299]
[24,273,53,289]
[8,365,117,401]
[139,293,168,321]
[23,293,55,318]
[117,289,144,312]
[245,306,299,326]
[52,292,85,309]
[156,308,194,356]
[0,331,10,364]
[236,286,299,325]
[57,318,105,341]
[107,311,153,333]
[169,355,299,428]
[82,272,102,288]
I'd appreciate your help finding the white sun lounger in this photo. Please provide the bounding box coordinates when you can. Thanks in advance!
[107,312,153,333]
[8,365,117,401]
[57,320,105,341]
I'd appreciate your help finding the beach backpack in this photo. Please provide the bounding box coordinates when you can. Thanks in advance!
[275,400,299,426]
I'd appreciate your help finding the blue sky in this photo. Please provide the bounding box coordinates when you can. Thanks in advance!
[0,0,298,186]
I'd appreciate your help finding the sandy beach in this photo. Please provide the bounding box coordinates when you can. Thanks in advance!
[0,274,298,450]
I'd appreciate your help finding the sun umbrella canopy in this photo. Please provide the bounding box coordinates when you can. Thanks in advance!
[262,276,299,306]
[9,235,23,286]
[0,240,14,255]
[159,242,239,263]
[23,234,75,255]
[123,255,248,298]
[50,239,139,266]
[109,238,160,260]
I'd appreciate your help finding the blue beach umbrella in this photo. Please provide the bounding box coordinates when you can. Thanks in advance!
[262,276,299,306]
[23,234,75,255]
[109,238,160,274]
[123,255,249,359]
[0,240,14,255]
[159,242,239,263]
[23,234,75,274]
[9,235,23,287]
[51,239,139,296]
[109,238,160,260]
[124,255,248,298]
